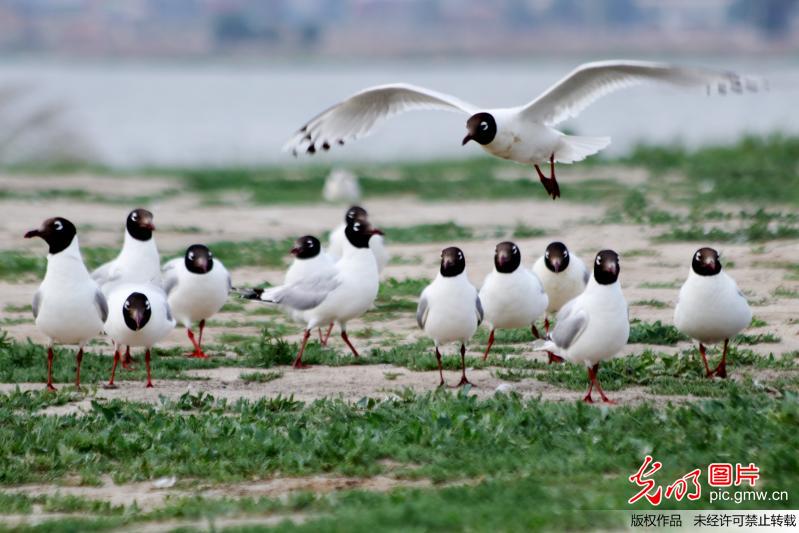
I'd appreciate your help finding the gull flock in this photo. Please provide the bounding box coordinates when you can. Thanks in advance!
[24,59,760,403]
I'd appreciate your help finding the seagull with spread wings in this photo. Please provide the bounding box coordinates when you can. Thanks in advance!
[285,60,761,199]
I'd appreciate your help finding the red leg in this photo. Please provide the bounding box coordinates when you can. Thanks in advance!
[435,347,445,387]
[198,319,206,346]
[122,346,134,370]
[482,329,495,361]
[321,323,334,346]
[318,328,324,344]
[145,349,153,388]
[583,367,594,403]
[533,154,560,199]
[293,329,312,369]
[591,363,615,404]
[341,330,359,358]
[548,351,564,364]
[186,328,208,358]
[75,348,83,389]
[105,349,121,389]
[452,344,473,387]
[698,343,713,377]
[714,339,729,378]
[46,346,57,392]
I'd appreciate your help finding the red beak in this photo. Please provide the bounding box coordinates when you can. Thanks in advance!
[290,246,301,256]
[24,229,41,239]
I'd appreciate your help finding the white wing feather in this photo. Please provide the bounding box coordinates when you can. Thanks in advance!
[521,60,763,126]
[284,83,478,155]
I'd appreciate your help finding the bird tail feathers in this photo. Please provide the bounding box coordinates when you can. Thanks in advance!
[556,135,611,164]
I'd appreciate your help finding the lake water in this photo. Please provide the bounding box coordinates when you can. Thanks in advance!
[1,57,797,167]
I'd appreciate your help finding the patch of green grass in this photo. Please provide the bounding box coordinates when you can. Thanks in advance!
[734,332,781,345]
[384,222,473,244]
[773,286,799,299]
[628,320,689,345]
[750,317,768,328]
[623,135,799,205]
[631,299,668,309]
[638,280,681,289]
[511,224,546,239]
[0,388,796,526]
[205,238,294,270]
[240,370,283,383]
[3,303,30,312]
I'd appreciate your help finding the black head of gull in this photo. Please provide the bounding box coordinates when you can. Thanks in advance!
[544,241,570,273]
[345,220,382,249]
[494,241,521,273]
[123,292,151,331]
[692,247,721,276]
[126,208,155,241]
[462,112,497,146]
[291,235,322,259]
[25,217,77,255]
[594,250,620,285]
[345,206,368,224]
[440,246,466,277]
[185,244,214,274]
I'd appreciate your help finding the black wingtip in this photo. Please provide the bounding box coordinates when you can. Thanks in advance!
[235,287,264,300]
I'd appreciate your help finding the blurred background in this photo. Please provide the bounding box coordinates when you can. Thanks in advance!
[0,0,797,167]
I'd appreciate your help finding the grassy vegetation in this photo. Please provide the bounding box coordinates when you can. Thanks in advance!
[0,387,797,530]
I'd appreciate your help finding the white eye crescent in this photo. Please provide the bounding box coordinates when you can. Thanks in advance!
[131,212,138,221]
[54,220,63,231]
[563,250,569,257]
[596,256,602,265]
[145,301,151,309]
[188,252,195,260]
[480,121,488,131]
[124,301,130,308]
[545,251,549,258]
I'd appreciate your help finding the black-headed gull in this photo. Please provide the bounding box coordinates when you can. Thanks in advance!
[478,242,548,360]
[328,205,389,273]
[104,283,175,388]
[534,250,629,403]
[240,220,381,368]
[532,241,589,363]
[674,247,751,378]
[286,60,760,199]
[93,208,161,368]
[163,244,231,359]
[25,217,108,390]
[417,247,483,387]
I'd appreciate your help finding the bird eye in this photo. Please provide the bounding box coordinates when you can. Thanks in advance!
[145,301,151,309]
[208,252,213,258]
[131,212,138,221]
[124,301,130,308]
[54,220,63,231]
[480,121,488,131]
[545,251,549,258]
[563,250,568,257]
[596,256,602,265]
[188,252,195,260]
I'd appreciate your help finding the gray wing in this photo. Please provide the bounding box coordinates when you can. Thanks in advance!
[261,273,340,311]
[284,83,477,155]
[94,290,108,322]
[520,60,762,126]
[416,294,429,330]
[227,274,232,293]
[475,295,484,326]
[162,258,180,295]
[32,290,41,319]
[551,302,588,350]
[91,260,114,286]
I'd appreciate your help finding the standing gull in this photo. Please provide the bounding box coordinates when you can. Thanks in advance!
[674,247,751,378]
[104,283,175,388]
[479,241,548,360]
[163,244,231,358]
[534,250,629,403]
[286,60,760,198]
[25,217,107,390]
[532,241,589,363]
[240,220,381,368]
[417,247,483,387]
